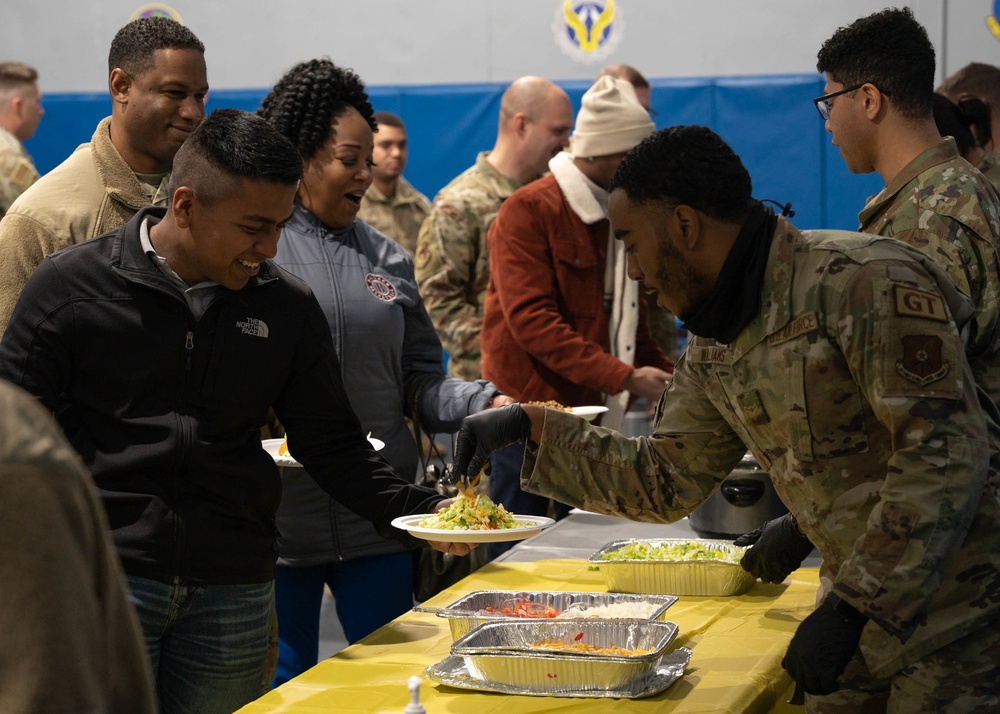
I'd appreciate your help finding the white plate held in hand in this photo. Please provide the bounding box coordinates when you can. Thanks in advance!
[391,515,554,543]
[262,436,385,468]
[570,406,609,421]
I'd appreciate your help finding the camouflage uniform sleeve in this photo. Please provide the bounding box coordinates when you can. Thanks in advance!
[0,152,39,217]
[0,213,65,337]
[520,352,746,520]
[828,260,990,636]
[414,197,484,380]
[887,219,1000,350]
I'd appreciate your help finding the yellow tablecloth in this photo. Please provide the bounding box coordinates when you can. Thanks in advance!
[237,559,819,714]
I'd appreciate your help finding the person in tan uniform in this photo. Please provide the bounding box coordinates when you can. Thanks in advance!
[415,76,574,380]
[0,62,43,218]
[356,111,431,258]
[0,17,207,335]
[0,379,155,713]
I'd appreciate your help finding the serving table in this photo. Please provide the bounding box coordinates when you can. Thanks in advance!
[238,549,819,714]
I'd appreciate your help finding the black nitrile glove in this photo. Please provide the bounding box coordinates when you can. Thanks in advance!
[734,513,814,583]
[781,594,867,695]
[453,404,532,482]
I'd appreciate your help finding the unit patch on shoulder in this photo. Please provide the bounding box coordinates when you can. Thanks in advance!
[893,285,948,322]
[896,334,950,385]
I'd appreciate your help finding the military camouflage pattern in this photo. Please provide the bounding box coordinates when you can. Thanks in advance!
[414,152,523,380]
[804,616,1000,712]
[357,176,430,258]
[858,138,1000,406]
[977,150,1000,189]
[0,126,38,218]
[520,218,1000,682]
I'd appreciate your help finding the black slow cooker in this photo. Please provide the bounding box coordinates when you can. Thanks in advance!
[688,452,788,539]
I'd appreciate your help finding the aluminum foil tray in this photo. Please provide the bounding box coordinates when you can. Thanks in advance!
[448,619,679,695]
[415,589,678,641]
[426,647,691,698]
[589,538,755,596]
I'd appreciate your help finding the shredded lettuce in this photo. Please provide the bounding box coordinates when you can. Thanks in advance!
[419,493,527,530]
[598,541,742,562]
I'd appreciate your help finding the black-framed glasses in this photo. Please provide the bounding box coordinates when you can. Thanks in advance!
[813,83,889,120]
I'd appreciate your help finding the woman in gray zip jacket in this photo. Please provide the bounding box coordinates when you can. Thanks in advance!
[259,59,510,686]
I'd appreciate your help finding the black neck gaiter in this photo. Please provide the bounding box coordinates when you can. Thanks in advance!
[681,202,777,344]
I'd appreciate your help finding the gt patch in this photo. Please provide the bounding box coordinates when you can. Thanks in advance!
[895,335,950,385]
[893,285,948,322]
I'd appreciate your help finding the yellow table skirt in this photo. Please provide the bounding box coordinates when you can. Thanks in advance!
[238,559,819,714]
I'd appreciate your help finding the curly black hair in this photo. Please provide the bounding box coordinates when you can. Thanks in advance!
[610,126,753,223]
[257,59,376,162]
[108,17,204,77]
[817,8,934,120]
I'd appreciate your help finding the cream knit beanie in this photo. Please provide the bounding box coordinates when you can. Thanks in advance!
[569,75,655,158]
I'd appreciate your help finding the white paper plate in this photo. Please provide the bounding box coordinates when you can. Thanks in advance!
[262,436,385,468]
[391,514,555,543]
[571,406,609,421]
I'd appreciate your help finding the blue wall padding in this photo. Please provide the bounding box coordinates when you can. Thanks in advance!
[23,74,884,231]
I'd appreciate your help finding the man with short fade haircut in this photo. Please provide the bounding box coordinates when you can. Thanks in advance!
[415,76,574,380]
[0,16,208,334]
[0,109,467,714]
[452,125,1000,712]
[814,7,1000,402]
[0,62,43,218]
[732,4,1000,635]
[939,62,1000,183]
[357,111,431,257]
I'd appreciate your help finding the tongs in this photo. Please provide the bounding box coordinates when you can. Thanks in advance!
[440,463,489,498]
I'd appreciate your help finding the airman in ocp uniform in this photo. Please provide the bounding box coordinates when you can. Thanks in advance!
[815,7,1000,405]
[0,62,42,218]
[415,76,573,381]
[452,126,1000,712]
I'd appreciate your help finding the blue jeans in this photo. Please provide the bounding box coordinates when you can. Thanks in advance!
[272,551,414,687]
[126,575,272,714]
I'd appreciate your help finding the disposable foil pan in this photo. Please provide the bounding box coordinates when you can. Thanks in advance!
[589,538,755,596]
[414,589,678,641]
[426,647,692,698]
[449,619,678,695]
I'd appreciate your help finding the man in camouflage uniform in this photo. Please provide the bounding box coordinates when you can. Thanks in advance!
[415,76,574,380]
[357,111,431,258]
[732,7,1000,600]
[815,7,1000,404]
[0,18,207,335]
[0,63,43,218]
[452,126,1000,712]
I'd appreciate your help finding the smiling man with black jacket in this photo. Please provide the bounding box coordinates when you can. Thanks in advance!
[0,108,468,714]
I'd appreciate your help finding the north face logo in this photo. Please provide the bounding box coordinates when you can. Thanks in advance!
[236,317,269,338]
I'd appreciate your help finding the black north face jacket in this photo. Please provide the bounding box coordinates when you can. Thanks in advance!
[0,207,439,584]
